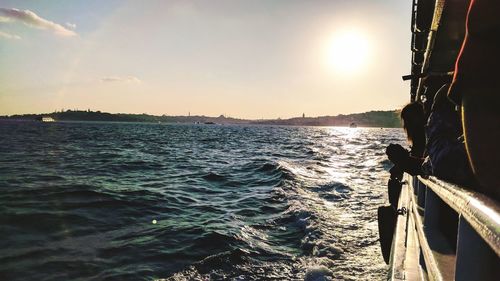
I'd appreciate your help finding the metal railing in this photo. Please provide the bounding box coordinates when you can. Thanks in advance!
[405,176,500,280]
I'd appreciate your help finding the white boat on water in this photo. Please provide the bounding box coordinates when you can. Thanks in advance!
[40,116,55,122]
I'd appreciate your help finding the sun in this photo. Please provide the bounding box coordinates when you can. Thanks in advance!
[326,30,371,74]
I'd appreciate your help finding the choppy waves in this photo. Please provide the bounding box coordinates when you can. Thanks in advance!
[0,121,405,280]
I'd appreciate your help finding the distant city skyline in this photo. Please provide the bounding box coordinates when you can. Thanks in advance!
[0,0,412,119]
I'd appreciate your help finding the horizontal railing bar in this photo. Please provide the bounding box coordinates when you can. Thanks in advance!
[418,176,500,257]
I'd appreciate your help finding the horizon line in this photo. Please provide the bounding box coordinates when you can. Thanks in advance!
[1,108,400,121]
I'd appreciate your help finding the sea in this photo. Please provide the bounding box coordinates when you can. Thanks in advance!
[0,121,405,281]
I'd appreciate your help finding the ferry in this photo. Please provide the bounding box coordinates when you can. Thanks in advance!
[380,1,500,280]
[40,116,55,122]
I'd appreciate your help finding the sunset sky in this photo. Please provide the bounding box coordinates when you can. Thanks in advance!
[0,0,412,119]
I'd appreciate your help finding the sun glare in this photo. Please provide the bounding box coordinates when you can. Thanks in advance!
[326,30,371,74]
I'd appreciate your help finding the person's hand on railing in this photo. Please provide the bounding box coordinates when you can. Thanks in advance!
[386,144,410,166]
[386,144,424,176]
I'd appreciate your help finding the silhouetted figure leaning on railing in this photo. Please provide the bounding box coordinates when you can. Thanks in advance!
[421,85,475,186]
[386,102,426,208]
[387,102,426,180]
[378,102,428,262]
[386,86,475,187]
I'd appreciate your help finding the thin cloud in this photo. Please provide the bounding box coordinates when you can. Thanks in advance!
[101,76,142,83]
[0,8,76,36]
[65,22,76,29]
[0,31,21,40]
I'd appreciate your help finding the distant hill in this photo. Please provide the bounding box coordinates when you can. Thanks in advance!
[255,110,402,128]
[0,109,402,128]
[1,110,248,124]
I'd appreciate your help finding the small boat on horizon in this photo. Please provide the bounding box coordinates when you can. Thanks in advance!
[39,116,55,122]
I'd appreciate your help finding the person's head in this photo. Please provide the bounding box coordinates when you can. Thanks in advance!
[400,102,425,146]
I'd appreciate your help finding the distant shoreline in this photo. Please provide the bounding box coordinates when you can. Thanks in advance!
[0,109,402,128]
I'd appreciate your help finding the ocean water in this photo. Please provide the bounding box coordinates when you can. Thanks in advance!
[0,121,405,281]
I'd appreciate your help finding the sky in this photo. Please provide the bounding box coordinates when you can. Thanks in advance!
[0,0,412,119]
